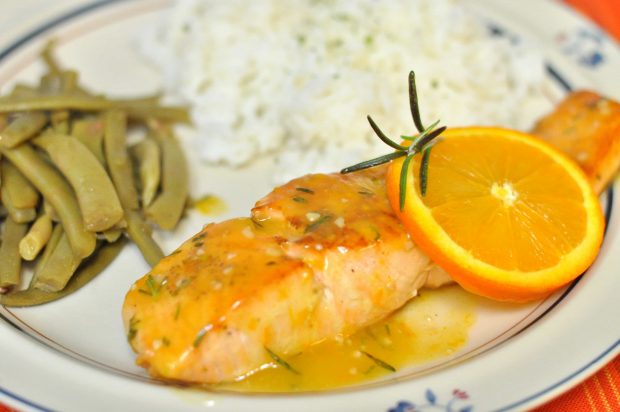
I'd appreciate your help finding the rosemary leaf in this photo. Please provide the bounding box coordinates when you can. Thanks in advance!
[292,196,307,203]
[399,155,414,211]
[367,115,407,151]
[265,347,301,375]
[408,71,425,133]
[296,187,314,194]
[362,351,396,372]
[412,126,446,153]
[420,146,432,196]
[341,151,405,174]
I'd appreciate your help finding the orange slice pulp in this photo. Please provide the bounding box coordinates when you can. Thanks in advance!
[386,127,605,302]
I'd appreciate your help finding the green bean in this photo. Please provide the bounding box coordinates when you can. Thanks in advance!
[34,134,124,232]
[1,205,36,224]
[104,110,139,210]
[1,160,39,208]
[125,210,163,267]
[1,160,39,223]
[0,217,28,289]
[33,223,63,277]
[0,111,48,148]
[51,111,70,134]
[19,214,53,261]
[131,138,161,208]
[100,228,123,243]
[42,39,62,75]
[38,73,62,95]
[0,143,96,258]
[0,239,126,307]
[0,95,189,122]
[32,230,82,292]
[71,117,105,165]
[9,84,39,98]
[43,199,59,222]
[146,129,188,230]
[60,71,79,93]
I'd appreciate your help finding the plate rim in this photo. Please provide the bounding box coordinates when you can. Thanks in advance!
[0,0,618,411]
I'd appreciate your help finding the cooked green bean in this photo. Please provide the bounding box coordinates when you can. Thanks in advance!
[100,228,123,243]
[34,134,124,232]
[71,117,105,165]
[146,129,188,230]
[38,73,62,94]
[104,110,139,210]
[131,138,161,208]
[19,214,53,261]
[42,39,61,75]
[43,199,60,222]
[0,217,28,289]
[125,210,163,266]
[0,239,126,307]
[51,111,70,134]
[1,205,36,224]
[0,111,48,148]
[1,160,39,223]
[33,223,62,277]
[9,84,39,99]
[1,159,40,208]
[0,95,189,123]
[0,143,96,258]
[60,71,79,93]
[32,230,82,292]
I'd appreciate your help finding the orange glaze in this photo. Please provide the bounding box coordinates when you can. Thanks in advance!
[123,166,453,384]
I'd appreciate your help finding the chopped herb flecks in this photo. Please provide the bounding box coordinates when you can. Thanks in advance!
[174,303,181,320]
[127,316,139,342]
[296,187,314,194]
[362,351,396,372]
[162,337,171,346]
[265,347,301,375]
[193,328,207,347]
[292,197,307,203]
[304,214,331,233]
[139,275,165,297]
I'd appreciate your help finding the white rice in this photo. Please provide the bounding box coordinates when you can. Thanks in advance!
[138,0,547,183]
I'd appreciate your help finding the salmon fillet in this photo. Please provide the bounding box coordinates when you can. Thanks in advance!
[533,90,620,193]
[122,167,451,383]
[123,90,620,385]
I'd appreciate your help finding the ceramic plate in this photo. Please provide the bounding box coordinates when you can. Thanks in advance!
[0,1,619,411]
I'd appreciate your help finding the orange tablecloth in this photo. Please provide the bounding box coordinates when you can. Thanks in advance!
[532,1,620,411]
[1,1,619,412]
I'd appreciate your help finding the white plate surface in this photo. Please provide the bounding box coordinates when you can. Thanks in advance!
[0,1,619,411]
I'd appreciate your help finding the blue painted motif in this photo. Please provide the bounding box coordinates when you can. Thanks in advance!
[388,389,473,411]
[556,27,607,68]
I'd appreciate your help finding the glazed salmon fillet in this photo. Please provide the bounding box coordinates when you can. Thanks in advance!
[123,90,620,384]
[122,167,451,383]
[533,90,620,193]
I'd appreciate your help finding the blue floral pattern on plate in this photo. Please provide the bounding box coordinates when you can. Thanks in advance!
[556,27,607,67]
[388,388,473,412]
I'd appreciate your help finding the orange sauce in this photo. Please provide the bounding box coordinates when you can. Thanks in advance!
[219,285,476,392]
[194,195,227,216]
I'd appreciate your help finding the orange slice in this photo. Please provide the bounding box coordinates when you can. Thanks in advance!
[386,127,605,302]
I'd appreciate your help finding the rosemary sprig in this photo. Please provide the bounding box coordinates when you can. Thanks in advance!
[341,71,446,209]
